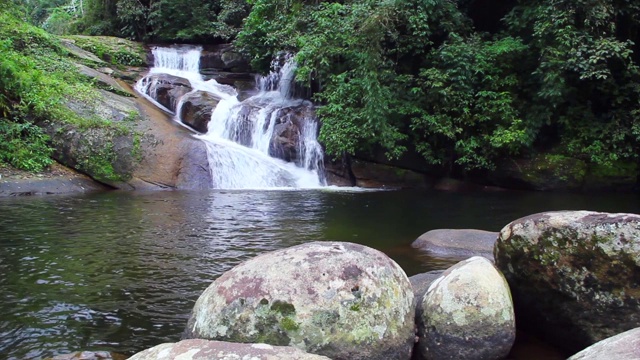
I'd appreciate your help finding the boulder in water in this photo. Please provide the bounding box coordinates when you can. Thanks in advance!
[495,211,640,353]
[128,339,330,360]
[567,327,640,360]
[412,229,497,261]
[179,91,221,133]
[417,256,516,360]
[184,241,416,360]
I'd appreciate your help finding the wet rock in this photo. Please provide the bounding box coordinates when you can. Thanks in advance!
[495,211,640,354]
[567,327,640,360]
[267,102,316,164]
[179,91,221,133]
[184,241,415,360]
[200,44,251,73]
[412,229,497,261]
[129,339,330,360]
[138,73,192,112]
[48,351,126,360]
[409,270,445,341]
[417,256,515,360]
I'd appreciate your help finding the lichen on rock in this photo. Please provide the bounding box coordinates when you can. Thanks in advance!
[417,256,515,360]
[184,241,415,360]
[495,211,640,353]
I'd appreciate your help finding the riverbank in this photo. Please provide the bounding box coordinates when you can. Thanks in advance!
[0,162,109,196]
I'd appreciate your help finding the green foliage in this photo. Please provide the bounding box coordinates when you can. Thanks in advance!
[0,10,137,176]
[0,119,53,171]
[238,0,640,174]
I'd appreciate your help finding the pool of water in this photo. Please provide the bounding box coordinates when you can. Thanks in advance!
[1,189,638,359]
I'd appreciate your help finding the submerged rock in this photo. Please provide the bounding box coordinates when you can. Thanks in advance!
[417,256,515,360]
[495,211,640,353]
[567,327,640,360]
[184,242,415,360]
[412,229,497,261]
[128,339,330,360]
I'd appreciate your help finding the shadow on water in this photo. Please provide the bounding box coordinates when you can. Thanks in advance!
[0,189,638,359]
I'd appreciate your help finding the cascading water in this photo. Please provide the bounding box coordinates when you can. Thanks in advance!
[135,46,326,189]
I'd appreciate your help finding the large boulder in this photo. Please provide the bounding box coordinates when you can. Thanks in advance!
[184,242,415,360]
[412,229,497,261]
[567,327,640,360]
[417,256,516,360]
[128,339,330,360]
[178,91,221,133]
[495,211,640,353]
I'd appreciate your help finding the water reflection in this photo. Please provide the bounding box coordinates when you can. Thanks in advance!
[0,189,638,359]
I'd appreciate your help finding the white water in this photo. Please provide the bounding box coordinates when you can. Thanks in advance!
[135,46,326,189]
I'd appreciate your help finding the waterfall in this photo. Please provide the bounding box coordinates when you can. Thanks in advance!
[135,46,326,189]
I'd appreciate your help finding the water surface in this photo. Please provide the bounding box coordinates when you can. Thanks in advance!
[1,189,638,359]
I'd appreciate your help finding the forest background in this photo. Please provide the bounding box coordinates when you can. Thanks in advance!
[2,0,639,182]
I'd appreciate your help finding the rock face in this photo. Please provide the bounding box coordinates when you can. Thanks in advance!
[349,160,429,188]
[567,327,640,360]
[184,242,415,360]
[418,256,515,360]
[178,91,220,133]
[412,229,498,261]
[495,211,640,353]
[128,339,330,360]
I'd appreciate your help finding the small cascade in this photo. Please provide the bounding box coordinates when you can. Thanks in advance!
[135,46,326,189]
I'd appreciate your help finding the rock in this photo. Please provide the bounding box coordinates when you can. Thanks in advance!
[409,270,445,335]
[129,339,330,360]
[268,105,311,163]
[567,327,640,360]
[74,64,129,95]
[48,351,126,360]
[137,73,192,112]
[199,44,251,73]
[494,211,640,353]
[583,161,638,192]
[491,154,587,191]
[412,229,498,261]
[417,256,516,360]
[128,94,212,190]
[221,50,250,72]
[184,241,415,360]
[350,160,429,189]
[179,91,221,133]
[409,271,445,310]
[59,39,105,64]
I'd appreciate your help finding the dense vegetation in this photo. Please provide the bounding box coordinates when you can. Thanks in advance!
[5,0,640,181]
[0,3,145,180]
[236,0,640,175]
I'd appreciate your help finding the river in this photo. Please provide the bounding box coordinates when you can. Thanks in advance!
[1,189,638,359]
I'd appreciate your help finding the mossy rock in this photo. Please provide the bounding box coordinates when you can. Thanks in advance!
[418,257,516,360]
[185,242,416,360]
[495,211,640,354]
[497,154,587,191]
[583,161,638,192]
[63,35,147,67]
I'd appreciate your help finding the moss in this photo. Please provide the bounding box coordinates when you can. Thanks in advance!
[280,317,300,331]
[270,300,296,316]
[518,153,587,189]
[65,35,146,67]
